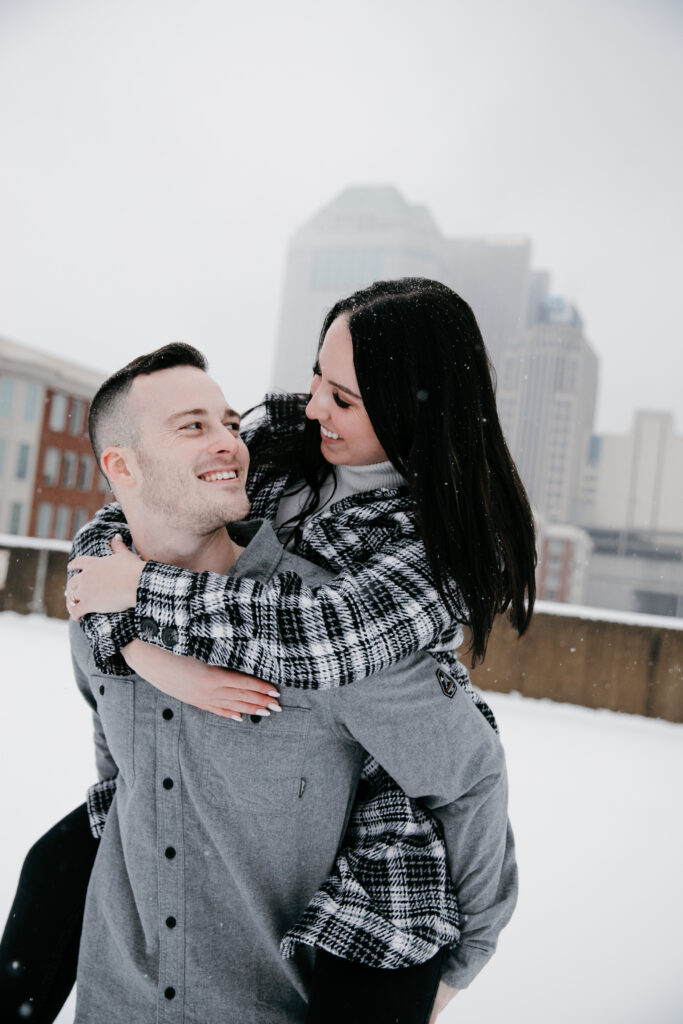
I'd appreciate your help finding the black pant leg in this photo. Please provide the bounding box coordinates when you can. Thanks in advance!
[0,803,99,1024]
[305,948,445,1024]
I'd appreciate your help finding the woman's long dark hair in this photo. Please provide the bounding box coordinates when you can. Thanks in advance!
[251,278,536,663]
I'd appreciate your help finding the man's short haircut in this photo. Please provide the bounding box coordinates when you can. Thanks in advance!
[88,342,208,467]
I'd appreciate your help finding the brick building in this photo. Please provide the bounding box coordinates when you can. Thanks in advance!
[0,336,107,540]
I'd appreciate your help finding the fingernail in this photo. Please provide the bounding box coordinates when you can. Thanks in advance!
[253,708,270,716]
[230,714,243,722]
[268,703,282,712]
[114,533,123,541]
[267,691,279,698]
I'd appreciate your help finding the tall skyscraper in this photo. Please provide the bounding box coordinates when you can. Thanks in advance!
[497,297,599,524]
[445,236,532,366]
[272,185,534,392]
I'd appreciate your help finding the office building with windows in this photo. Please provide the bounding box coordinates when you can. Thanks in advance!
[497,297,599,525]
[0,336,106,540]
[579,411,683,617]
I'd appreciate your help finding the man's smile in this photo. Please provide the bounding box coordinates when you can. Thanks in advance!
[197,468,241,483]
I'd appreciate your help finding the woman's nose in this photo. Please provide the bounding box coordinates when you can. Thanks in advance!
[306,387,327,420]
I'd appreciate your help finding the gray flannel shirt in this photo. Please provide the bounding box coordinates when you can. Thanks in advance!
[73,520,516,1023]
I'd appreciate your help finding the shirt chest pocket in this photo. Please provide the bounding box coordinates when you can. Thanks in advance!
[93,675,136,785]
[202,704,311,816]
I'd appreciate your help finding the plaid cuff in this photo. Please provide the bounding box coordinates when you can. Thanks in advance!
[86,777,117,838]
[81,610,137,676]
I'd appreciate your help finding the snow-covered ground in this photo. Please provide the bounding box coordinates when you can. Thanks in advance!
[1,612,682,1024]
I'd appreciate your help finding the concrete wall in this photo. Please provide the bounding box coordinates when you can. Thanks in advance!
[2,537,682,725]
[470,607,683,724]
[0,539,70,619]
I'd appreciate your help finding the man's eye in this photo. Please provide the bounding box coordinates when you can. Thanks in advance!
[333,393,351,409]
[181,422,202,431]
[312,364,321,377]
[225,422,240,433]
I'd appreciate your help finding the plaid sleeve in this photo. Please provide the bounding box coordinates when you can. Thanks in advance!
[70,503,137,676]
[86,777,117,839]
[134,532,460,689]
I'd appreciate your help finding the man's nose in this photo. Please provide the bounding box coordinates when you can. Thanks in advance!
[207,424,239,453]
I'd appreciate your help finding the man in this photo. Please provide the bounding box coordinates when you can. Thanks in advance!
[69,345,516,1023]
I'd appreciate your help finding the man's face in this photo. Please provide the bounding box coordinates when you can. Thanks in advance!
[126,365,251,534]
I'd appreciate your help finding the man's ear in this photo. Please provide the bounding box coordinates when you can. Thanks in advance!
[100,446,138,491]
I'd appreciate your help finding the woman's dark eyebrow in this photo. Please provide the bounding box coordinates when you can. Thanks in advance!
[327,379,362,400]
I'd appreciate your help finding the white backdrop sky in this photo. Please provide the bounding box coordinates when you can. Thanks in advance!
[1,0,681,433]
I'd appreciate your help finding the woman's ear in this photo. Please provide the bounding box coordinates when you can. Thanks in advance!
[100,446,137,492]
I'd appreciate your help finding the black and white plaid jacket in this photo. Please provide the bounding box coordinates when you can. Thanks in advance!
[74,394,497,967]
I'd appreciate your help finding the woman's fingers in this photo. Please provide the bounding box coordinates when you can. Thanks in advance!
[67,556,94,572]
[208,669,279,699]
[206,698,281,718]
[215,691,281,711]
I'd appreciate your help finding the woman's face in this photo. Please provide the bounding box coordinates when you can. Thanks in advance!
[305,316,388,467]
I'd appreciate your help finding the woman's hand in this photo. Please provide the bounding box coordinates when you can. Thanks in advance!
[66,535,144,620]
[429,981,459,1023]
[122,640,281,720]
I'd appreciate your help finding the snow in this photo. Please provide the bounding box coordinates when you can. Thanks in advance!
[1,611,682,1024]
[535,598,683,631]
[0,534,72,553]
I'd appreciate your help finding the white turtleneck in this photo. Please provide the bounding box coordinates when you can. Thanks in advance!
[274,461,405,545]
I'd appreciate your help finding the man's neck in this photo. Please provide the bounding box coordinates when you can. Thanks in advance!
[126,514,243,574]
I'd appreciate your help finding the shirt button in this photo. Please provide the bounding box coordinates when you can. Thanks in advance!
[166,916,177,929]
[99,685,105,696]
[160,625,179,647]
[163,777,174,790]
[140,617,159,639]
[249,714,262,724]
[164,987,176,1000]
[162,708,174,721]
[165,847,176,860]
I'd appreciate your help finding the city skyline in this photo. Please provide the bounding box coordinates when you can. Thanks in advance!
[0,0,681,433]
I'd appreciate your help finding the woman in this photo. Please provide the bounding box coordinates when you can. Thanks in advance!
[2,278,535,1024]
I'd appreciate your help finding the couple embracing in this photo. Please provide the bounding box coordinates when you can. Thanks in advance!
[1,278,536,1023]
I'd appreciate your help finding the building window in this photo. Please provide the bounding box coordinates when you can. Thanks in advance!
[36,502,53,538]
[24,383,40,422]
[72,507,89,534]
[69,399,86,437]
[16,443,30,480]
[78,454,94,491]
[54,505,72,540]
[8,502,22,535]
[0,438,6,476]
[62,451,78,488]
[43,447,62,485]
[49,393,68,432]
[0,378,13,417]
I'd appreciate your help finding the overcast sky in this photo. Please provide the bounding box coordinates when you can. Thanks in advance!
[0,0,681,433]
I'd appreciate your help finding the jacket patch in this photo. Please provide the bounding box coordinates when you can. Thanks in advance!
[436,668,458,699]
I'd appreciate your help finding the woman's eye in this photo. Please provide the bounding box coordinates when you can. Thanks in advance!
[333,393,351,409]
[311,364,321,378]
[226,422,240,433]
[181,422,202,431]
